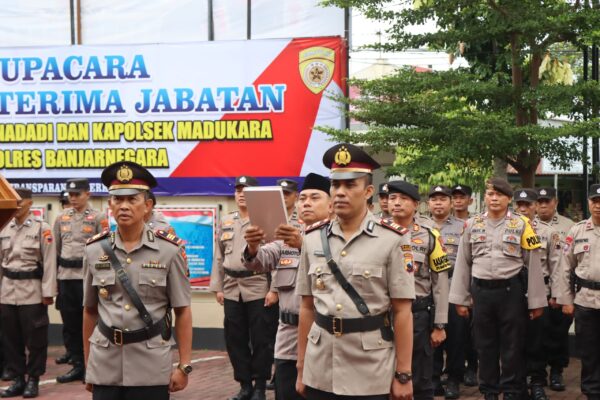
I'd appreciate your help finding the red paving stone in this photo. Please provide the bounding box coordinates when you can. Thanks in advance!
[10,346,585,399]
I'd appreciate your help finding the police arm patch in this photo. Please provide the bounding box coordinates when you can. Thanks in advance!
[428,228,451,273]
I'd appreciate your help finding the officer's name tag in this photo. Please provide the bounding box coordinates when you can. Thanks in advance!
[142,262,166,269]
[94,263,111,270]
[313,250,325,257]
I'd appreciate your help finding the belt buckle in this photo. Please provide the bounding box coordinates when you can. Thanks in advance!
[332,317,343,337]
[113,328,123,346]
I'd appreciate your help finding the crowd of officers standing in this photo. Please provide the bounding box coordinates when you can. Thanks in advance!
[211,142,600,400]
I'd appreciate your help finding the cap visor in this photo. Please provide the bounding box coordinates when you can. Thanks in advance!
[65,188,85,193]
[589,194,600,199]
[109,188,145,196]
[330,171,369,180]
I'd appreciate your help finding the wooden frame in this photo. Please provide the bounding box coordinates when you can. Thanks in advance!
[0,174,20,231]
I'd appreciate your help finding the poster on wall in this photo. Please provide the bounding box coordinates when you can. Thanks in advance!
[0,37,346,195]
[108,206,217,287]
[31,206,45,220]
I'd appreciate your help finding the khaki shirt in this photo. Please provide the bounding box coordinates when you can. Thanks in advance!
[433,215,464,268]
[410,220,450,324]
[54,206,108,280]
[243,212,304,360]
[209,211,270,302]
[540,213,574,241]
[531,219,562,297]
[449,211,547,310]
[555,218,600,309]
[83,227,191,386]
[147,211,174,234]
[295,212,415,396]
[0,215,57,304]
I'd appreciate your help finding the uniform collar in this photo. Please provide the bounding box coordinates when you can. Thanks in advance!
[585,217,594,231]
[482,210,512,220]
[330,211,378,239]
[113,225,159,252]
[11,214,34,228]
[69,205,92,216]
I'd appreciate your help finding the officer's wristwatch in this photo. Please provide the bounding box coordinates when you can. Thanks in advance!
[178,363,193,375]
[434,323,446,330]
[394,371,412,384]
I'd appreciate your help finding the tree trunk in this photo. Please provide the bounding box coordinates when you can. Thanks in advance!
[493,158,508,179]
[517,164,536,188]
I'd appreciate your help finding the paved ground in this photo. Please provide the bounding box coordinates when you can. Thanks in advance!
[8,346,585,399]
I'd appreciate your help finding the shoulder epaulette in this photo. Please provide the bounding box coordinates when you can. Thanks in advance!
[305,219,330,233]
[155,229,184,246]
[379,219,409,235]
[86,230,110,245]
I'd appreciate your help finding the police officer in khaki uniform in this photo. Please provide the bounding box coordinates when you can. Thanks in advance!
[296,143,416,400]
[210,176,277,400]
[55,190,72,367]
[83,161,192,400]
[244,173,331,400]
[145,192,175,234]
[377,183,391,219]
[555,184,600,400]
[0,188,57,398]
[53,178,108,383]
[451,184,478,387]
[449,178,547,400]
[428,185,466,399]
[388,182,451,400]
[536,186,574,391]
[513,189,561,400]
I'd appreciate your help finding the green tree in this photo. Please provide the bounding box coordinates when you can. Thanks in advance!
[323,0,600,186]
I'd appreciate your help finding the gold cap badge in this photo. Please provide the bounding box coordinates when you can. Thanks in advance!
[334,146,351,166]
[117,165,133,183]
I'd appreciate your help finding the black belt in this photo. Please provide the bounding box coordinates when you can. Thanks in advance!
[412,295,434,313]
[573,274,600,291]
[280,311,299,326]
[473,275,519,289]
[1,267,42,280]
[97,316,168,346]
[224,268,265,278]
[315,311,389,337]
[58,257,83,269]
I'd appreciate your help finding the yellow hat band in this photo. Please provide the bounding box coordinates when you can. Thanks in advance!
[331,167,372,173]
[108,184,150,191]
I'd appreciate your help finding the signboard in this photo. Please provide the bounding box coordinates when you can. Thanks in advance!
[108,206,216,286]
[0,37,346,195]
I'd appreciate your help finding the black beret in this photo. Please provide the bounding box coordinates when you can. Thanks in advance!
[235,175,259,188]
[451,184,472,196]
[536,187,556,200]
[486,177,513,198]
[378,183,389,196]
[301,173,330,195]
[277,179,299,193]
[387,180,420,201]
[65,178,90,193]
[428,185,452,198]
[323,143,380,180]
[513,188,538,203]
[101,161,157,195]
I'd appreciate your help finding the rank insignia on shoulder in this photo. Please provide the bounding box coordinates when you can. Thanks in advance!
[305,219,330,233]
[155,229,184,246]
[379,219,409,235]
[86,230,110,245]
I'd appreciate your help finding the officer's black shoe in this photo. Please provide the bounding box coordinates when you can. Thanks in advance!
[55,352,71,365]
[56,363,85,383]
[228,382,253,400]
[463,369,478,387]
[0,370,14,381]
[530,384,549,400]
[0,376,25,398]
[434,381,445,396]
[483,394,498,400]
[265,376,275,391]
[445,380,460,399]
[250,380,266,400]
[22,377,39,398]
[549,372,565,392]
